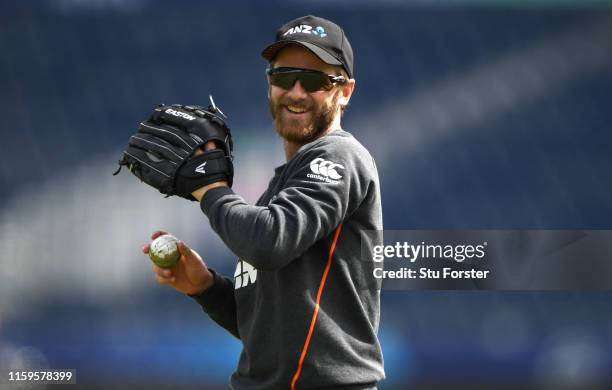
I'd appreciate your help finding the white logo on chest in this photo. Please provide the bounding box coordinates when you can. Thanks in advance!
[234,260,257,289]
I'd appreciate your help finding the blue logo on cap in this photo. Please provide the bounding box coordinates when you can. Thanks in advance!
[313,26,327,38]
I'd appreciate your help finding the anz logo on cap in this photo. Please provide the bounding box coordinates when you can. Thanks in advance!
[283,25,327,38]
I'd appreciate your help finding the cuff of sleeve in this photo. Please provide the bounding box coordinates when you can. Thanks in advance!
[187,268,232,310]
[200,186,235,215]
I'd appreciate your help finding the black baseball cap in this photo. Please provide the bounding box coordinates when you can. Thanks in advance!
[261,15,354,78]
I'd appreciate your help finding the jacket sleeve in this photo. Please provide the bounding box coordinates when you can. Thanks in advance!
[200,139,372,271]
[188,268,240,339]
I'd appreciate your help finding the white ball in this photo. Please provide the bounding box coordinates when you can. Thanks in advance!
[149,234,180,268]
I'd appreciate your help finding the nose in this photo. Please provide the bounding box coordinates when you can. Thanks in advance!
[285,79,308,99]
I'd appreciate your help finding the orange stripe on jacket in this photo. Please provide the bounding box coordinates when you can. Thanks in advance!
[290,223,343,390]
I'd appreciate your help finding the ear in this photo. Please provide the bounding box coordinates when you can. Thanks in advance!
[338,78,356,109]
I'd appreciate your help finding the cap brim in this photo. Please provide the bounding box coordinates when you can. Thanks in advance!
[261,40,342,67]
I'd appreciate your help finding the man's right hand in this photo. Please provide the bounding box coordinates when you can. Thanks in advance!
[142,231,214,295]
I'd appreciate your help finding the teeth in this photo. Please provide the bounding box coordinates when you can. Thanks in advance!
[287,105,306,113]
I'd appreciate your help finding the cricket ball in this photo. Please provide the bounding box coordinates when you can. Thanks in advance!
[149,234,180,268]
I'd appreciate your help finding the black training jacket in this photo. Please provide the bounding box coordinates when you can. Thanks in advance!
[190,129,385,389]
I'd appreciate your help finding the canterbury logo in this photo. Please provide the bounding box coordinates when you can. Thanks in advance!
[234,260,257,289]
[309,158,344,180]
[165,108,195,121]
[195,162,207,174]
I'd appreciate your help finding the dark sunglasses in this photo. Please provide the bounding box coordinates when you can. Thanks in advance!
[266,67,347,92]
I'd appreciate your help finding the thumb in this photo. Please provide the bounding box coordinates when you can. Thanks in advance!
[178,241,210,290]
[178,241,206,269]
[178,241,196,262]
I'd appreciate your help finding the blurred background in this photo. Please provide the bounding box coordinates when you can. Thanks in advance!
[2,0,612,389]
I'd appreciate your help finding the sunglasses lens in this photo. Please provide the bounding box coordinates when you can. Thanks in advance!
[299,73,331,92]
[269,70,332,92]
[270,73,297,90]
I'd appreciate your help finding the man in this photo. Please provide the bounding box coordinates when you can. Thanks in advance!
[143,15,384,389]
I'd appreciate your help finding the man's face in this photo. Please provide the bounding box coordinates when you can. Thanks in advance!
[268,45,348,144]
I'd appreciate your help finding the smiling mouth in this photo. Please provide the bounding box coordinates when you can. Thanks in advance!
[286,105,308,114]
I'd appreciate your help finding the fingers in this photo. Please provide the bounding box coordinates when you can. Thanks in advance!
[151,230,168,240]
[152,264,175,284]
[194,141,216,156]
[155,274,176,285]
[204,141,216,151]
[152,263,172,278]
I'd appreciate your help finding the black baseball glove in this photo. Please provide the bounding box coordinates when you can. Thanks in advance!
[113,98,233,201]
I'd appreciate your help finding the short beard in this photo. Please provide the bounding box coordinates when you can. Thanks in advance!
[269,90,341,144]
